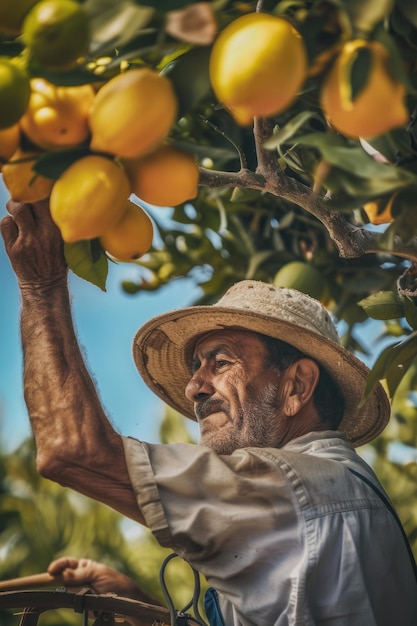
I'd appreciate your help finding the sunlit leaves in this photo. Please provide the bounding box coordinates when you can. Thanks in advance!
[64,240,108,291]
[359,290,405,320]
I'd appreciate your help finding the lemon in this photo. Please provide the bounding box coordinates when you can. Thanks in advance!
[363,194,397,225]
[99,199,154,261]
[89,68,178,159]
[320,39,408,139]
[273,261,325,300]
[22,0,90,72]
[0,58,31,129]
[20,78,95,150]
[123,144,199,207]
[0,0,40,36]
[209,13,307,126]
[2,147,54,202]
[49,155,130,243]
[0,123,20,170]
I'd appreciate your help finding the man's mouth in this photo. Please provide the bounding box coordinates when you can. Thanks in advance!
[195,398,228,421]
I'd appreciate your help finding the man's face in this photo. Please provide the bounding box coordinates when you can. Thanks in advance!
[185,329,286,454]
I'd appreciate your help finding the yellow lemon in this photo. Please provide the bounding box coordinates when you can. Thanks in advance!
[20,78,95,150]
[0,123,20,170]
[0,58,31,129]
[363,194,397,225]
[99,200,154,261]
[123,144,199,206]
[49,155,130,242]
[89,68,178,159]
[320,39,409,139]
[273,261,326,300]
[209,13,307,126]
[0,0,40,36]
[2,147,54,202]
[22,0,90,72]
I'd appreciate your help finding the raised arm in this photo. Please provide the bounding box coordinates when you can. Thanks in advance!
[1,200,144,523]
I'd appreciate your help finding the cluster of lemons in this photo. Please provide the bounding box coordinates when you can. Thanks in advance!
[209,12,409,140]
[0,0,200,262]
[0,3,410,258]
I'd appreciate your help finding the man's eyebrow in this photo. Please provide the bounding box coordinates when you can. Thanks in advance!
[192,344,234,363]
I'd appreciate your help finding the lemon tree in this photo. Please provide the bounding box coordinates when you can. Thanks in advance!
[1,0,417,560]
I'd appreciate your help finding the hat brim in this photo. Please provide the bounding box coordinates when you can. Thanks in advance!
[133,306,390,447]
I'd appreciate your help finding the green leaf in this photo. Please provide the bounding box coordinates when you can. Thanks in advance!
[85,0,155,55]
[292,133,415,182]
[34,147,92,180]
[64,240,108,291]
[361,339,401,403]
[264,111,324,150]
[28,66,98,86]
[404,298,417,330]
[162,46,212,117]
[358,291,404,320]
[134,0,200,10]
[362,331,417,403]
[350,45,372,102]
[364,128,414,164]
[342,0,396,36]
[230,187,263,203]
[384,332,417,397]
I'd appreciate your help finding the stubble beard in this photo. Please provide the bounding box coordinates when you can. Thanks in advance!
[198,380,284,455]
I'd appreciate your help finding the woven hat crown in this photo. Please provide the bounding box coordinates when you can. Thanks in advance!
[215,281,340,343]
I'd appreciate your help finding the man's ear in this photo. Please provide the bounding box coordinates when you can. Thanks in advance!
[282,359,320,417]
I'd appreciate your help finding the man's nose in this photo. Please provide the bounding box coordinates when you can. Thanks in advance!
[185,371,214,402]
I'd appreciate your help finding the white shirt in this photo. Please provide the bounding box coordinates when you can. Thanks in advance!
[122,431,417,625]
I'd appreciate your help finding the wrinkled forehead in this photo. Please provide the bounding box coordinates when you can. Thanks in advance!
[191,328,264,357]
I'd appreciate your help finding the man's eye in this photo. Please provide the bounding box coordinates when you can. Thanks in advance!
[215,359,229,369]
[191,359,201,374]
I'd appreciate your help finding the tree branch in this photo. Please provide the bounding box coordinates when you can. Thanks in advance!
[253,117,281,178]
[198,165,417,263]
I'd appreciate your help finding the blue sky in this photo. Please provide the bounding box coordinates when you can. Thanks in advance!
[0,181,201,452]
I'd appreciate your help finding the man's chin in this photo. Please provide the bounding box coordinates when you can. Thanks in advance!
[199,418,237,454]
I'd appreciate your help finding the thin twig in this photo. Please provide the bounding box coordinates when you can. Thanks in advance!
[198,115,248,169]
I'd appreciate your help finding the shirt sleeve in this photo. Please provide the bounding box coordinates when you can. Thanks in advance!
[121,436,300,582]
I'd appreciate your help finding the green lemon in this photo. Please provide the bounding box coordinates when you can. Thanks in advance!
[22,0,90,72]
[273,261,326,301]
[0,58,31,129]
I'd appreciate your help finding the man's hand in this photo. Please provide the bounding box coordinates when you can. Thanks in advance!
[48,556,162,604]
[48,556,138,596]
[0,198,67,290]
[48,556,164,626]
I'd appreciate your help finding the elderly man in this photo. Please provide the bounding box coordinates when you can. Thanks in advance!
[1,199,416,626]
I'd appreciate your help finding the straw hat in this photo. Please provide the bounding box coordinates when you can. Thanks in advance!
[133,280,390,447]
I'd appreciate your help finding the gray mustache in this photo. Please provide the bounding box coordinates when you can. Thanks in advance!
[195,398,229,420]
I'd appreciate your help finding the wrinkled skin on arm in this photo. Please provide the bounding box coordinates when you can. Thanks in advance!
[0,200,144,523]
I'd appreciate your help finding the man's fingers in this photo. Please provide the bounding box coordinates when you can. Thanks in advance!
[48,556,80,575]
[0,215,19,246]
